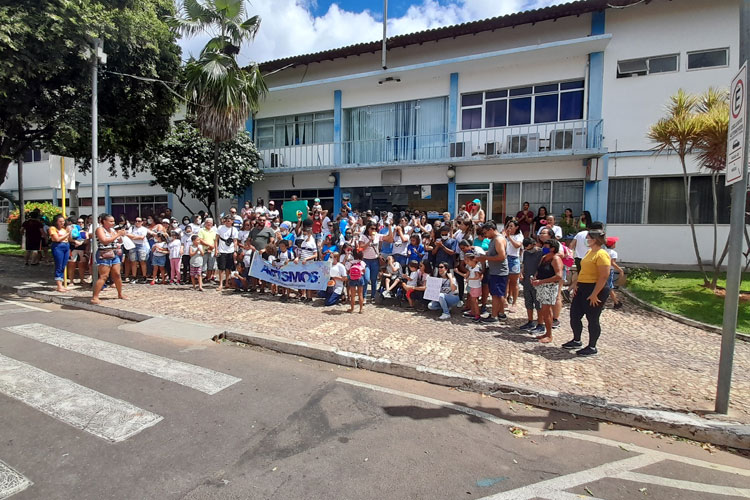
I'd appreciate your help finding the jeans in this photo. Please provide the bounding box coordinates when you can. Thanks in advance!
[363,257,380,299]
[318,289,342,306]
[428,293,460,314]
[570,282,609,348]
[146,239,155,275]
[51,242,70,282]
[393,254,408,269]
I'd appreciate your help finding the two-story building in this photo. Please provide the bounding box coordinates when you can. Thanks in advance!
[247,0,740,266]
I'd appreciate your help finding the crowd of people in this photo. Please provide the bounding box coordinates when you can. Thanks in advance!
[20,196,624,357]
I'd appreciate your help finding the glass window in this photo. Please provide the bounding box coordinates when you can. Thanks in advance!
[534,83,558,93]
[689,175,731,224]
[560,91,584,121]
[485,100,507,128]
[522,181,551,212]
[648,177,686,224]
[534,94,559,123]
[560,80,584,90]
[461,93,483,106]
[617,58,648,77]
[607,178,644,224]
[255,111,336,148]
[509,87,532,97]
[486,90,507,99]
[648,55,678,74]
[492,182,520,223]
[687,48,728,70]
[457,183,490,190]
[551,180,583,217]
[462,108,482,130]
[508,97,532,125]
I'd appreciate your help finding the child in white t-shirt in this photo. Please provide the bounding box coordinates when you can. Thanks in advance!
[168,231,183,284]
[188,235,204,291]
[606,237,624,310]
[381,255,403,299]
[456,252,483,321]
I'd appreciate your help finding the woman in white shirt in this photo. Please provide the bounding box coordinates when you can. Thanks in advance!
[505,219,524,311]
[297,219,319,303]
[358,221,393,302]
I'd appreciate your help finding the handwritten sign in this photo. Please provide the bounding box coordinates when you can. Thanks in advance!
[423,276,443,301]
[249,254,330,291]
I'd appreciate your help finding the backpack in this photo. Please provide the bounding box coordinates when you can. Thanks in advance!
[348,261,363,280]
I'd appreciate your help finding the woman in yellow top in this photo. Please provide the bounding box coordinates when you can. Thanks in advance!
[48,214,71,292]
[563,229,610,357]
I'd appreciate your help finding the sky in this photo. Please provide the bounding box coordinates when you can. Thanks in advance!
[176,0,572,66]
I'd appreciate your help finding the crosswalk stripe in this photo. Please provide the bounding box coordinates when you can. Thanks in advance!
[0,459,32,499]
[4,323,241,395]
[0,309,30,317]
[0,298,50,313]
[0,353,162,443]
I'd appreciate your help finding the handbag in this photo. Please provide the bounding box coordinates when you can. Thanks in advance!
[98,249,115,259]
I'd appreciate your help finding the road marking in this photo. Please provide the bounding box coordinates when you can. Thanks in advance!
[0,353,162,442]
[0,309,30,317]
[4,324,240,395]
[0,298,49,313]
[336,377,750,498]
[542,492,606,500]
[616,472,750,497]
[0,460,32,499]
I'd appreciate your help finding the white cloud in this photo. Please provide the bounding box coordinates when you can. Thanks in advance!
[176,0,572,65]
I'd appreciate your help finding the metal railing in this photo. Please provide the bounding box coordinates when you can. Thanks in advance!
[259,119,603,170]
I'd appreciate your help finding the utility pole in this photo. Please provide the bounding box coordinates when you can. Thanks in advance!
[90,38,106,283]
[17,155,24,228]
[382,0,388,69]
[715,0,750,414]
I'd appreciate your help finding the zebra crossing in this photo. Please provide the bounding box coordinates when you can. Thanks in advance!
[0,322,241,499]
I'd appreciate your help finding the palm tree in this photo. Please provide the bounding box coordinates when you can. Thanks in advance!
[648,89,707,284]
[168,0,267,217]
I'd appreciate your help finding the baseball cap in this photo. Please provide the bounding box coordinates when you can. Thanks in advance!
[161,218,170,224]
[472,198,481,204]
[606,236,619,247]
[314,198,321,203]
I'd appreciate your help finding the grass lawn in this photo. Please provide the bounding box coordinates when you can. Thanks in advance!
[626,270,750,334]
[0,242,24,257]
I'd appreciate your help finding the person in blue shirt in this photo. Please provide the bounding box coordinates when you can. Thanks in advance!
[279,221,296,242]
[432,225,458,272]
[320,234,338,261]
[406,234,424,263]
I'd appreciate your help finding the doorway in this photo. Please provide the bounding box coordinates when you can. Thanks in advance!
[456,190,490,219]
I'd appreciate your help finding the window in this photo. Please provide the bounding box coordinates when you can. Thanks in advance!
[0,199,9,222]
[22,150,50,163]
[689,175,731,224]
[268,189,334,214]
[255,111,334,149]
[522,181,552,212]
[110,195,168,222]
[648,177,686,224]
[79,197,106,207]
[346,185,448,214]
[550,180,584,217]
[617,54,679,78]
[491,182,520,223]
[608,178,644,224]
[687,48,729,70]
[460,80,585,130]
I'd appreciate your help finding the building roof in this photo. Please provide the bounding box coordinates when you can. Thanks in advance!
[257,0,629,72]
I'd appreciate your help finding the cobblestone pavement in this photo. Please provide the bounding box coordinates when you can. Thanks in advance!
[2,254,749,423]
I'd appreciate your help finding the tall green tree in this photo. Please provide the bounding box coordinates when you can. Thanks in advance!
[167,0,267,217]
[0,0,181,184]
[146,121,262,214]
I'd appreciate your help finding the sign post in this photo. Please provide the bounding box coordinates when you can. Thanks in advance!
[715,1,750,414]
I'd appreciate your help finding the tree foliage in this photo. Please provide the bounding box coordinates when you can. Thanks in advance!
[146,121,262,214]
[0,0,181,185]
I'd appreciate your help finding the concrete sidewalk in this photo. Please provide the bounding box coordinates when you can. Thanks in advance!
[1,254,748,448]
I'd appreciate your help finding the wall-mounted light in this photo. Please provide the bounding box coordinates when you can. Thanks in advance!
[328,173,337,184]
[446,165,456,179]
[378,76,401,85]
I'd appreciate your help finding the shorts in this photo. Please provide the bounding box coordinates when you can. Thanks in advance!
[152,254,166,267]
[128,246,149,262]
[469,287,481,298]
[69,248,86,262]
[522,280,541,311]
[203,252,217,271]
[190,266,202,277]
[574,257,582,273]
[488,274,508,297]
[95,253,121,267]
[348,277,366,288]
[536,282,559,305]
[607,269,615,289]
[217,252,236,271]
[507,255,520,275]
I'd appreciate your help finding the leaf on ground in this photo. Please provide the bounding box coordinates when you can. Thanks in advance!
[584,486,594,496]
[509,426,528,438]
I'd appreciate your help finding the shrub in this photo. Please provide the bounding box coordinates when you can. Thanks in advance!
[7,202,62,244]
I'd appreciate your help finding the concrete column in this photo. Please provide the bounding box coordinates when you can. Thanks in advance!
[584,10,607,222]
[334,90,342,166]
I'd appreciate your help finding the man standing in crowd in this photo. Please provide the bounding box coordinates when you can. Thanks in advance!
[229,207,242,229]
[216,216,239,292]
[516,201,534,237]
[476,221,509,322]
[198,217,217,283]
[433,225,457,271]
[246,215,276,290]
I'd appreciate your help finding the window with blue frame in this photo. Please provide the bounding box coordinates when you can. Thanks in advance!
[255,111,334,149]
[461,80,585,130]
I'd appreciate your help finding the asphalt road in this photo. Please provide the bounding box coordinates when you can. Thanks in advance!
[0,293,747,500]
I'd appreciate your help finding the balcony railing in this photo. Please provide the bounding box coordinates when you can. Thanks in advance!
[259,119,603,171]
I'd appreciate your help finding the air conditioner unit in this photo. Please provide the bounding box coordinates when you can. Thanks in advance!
[449,141,469,157]
[485,142,503,155]
[270,153,284,168]
[506,134,539,154]
[550,128,586,150]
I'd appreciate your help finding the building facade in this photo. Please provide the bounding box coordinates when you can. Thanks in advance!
[248,0,741,266]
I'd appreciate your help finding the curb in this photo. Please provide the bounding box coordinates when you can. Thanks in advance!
[219,329,750,451]
[3,281,747,450]
[620,288,750,342]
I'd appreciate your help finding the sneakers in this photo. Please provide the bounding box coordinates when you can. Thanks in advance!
[518,321,535,331]
[613,301,624,310]
[497,313,507,321]
[480,314,497,323]
[561,340,583,350]
[576,346,598,357]
[438,312,451,320]
[552,319,561,329]
[462,310,474,318]
[480,305,488,314]
[530,325,546,335]
[562,289,571,303]
[457,300,464,308]
[382,291,392,299]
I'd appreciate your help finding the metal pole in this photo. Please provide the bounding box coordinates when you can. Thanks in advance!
[62,156,67,288]
[17,156,24,228]
[90,39,100,284]
[715,0,750,414]
[381,0,388,69]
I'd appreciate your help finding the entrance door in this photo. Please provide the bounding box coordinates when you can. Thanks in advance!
[456,191,490,218]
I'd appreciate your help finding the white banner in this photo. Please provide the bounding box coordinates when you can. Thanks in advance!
[48,155,76,190]
[249,255,330,291]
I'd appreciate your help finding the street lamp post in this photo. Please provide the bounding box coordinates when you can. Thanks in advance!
[90,38,106,283]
